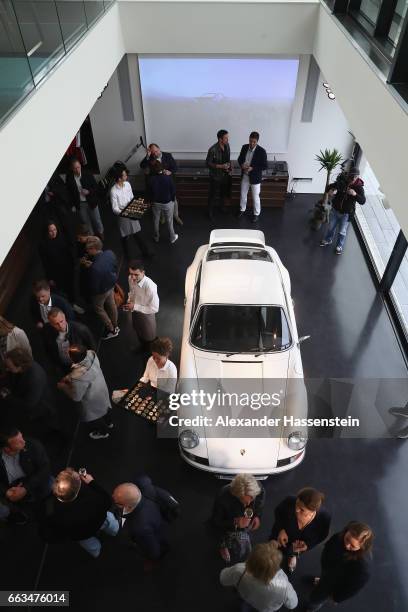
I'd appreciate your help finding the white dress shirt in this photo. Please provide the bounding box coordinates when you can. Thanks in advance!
[111,181,134,214]
[128,275,159,314]
[74,173,87,202]
[1,452,26,484]
[140,357,177,395]
[39,297,52,324]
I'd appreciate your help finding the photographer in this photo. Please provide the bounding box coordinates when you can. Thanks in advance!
[320,166,365,254]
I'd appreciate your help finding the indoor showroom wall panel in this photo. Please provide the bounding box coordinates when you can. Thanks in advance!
[0,3,125,266]
[89,54,147,178]
[313,4,408,238]
[89,53,352,194]
[119,2,319,54]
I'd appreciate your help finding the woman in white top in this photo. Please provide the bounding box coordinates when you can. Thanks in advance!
[110,168,152,259]
[0,316,32,369]
[220,542,298,612]
[140,337,177,396]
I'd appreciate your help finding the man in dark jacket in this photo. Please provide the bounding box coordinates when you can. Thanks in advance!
[84,237,119,340]
[206,129,232,221]
[40,469,118,558]
[0,427,52,525]
[140,143,183,225]
[320,166,366,254]
[44,308,95,370]
[149,161,178,244]
[237,131,268,222]
[65,158,104,239]
[112,475,171,570]
[30,279,75,329]
[2,348,57,435]
[305,522,373,610]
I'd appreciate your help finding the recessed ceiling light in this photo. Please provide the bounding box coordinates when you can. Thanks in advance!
[323,82,330,88]
[328,92,336,100]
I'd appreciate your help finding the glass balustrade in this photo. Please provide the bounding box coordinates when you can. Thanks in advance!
[0,0,114,127]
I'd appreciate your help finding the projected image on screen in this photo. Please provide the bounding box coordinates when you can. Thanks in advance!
[138,57,299,154]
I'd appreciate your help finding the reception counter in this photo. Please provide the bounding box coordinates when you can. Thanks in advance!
[175,160,289,208]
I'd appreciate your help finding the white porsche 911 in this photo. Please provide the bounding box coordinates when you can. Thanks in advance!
[177,229,309,477]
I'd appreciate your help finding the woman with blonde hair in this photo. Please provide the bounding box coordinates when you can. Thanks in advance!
[220,541,298,611]
[305,521,373,610]
[211,473,265,564]
[0,316,32,367]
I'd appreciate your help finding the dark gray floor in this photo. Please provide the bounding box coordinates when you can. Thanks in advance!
[1,195,408,611]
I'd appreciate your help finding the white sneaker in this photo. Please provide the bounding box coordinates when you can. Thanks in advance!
[102,328,120,340]
[171,234,179,244]
[73,304,85,315]
[89,431,110,440]
[335,246,343,255]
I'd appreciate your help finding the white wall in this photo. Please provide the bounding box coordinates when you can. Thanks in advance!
[119,2,319,54]
[89,54,146,179]
[314,3,408,237]
[89,53,352,195]
[285,55,353,194]
[0,4,125,265]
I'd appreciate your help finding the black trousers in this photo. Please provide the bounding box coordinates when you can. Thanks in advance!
[121,233,153,261]
[208,175,232,212]
[85,410,113,434]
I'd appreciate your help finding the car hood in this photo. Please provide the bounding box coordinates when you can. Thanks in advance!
[193,350,290,381]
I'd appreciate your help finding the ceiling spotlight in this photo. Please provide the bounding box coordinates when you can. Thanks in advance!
[328,92,336,100]
[323,82,330,88]
[326,88,332,93]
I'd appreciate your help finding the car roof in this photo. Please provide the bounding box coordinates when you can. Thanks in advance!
[199,257,286,306]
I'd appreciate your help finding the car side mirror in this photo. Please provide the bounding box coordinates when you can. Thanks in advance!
[298,335,311,345]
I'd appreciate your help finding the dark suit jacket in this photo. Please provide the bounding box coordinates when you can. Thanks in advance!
[237,144,268,184]
[66,169,101,210]
[269,496,331,551]
[5,361,55,422]
[40,480,112,542]
[0,437,51,499]
[30,293,75,327]
[140,152,177,175]
[122,475,167,560]
[43,320,96,366]
[211,483,265,538]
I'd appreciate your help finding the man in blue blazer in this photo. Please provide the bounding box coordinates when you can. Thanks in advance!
[237,132,268,222]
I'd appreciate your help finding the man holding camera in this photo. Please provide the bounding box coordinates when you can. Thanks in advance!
[320,166,366,254]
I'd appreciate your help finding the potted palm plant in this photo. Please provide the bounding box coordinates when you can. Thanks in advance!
[309,149,343,230]
[315,148,343,192]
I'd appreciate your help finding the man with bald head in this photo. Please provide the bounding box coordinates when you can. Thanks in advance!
[113,475,170,569]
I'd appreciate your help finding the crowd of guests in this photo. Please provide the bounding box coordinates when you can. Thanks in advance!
[213,474,373,611]
[0,146,375,612]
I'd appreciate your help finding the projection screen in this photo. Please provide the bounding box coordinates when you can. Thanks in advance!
[138,57,300,154]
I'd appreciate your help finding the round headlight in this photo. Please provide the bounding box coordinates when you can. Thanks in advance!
[287,431,307,451]
[179,429,199,449]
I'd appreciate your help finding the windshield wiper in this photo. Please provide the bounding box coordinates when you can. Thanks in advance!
[225,348,263,357]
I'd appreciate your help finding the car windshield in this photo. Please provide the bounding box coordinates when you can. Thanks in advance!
[191,305,292,353]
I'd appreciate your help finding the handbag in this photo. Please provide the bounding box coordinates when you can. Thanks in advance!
[145,489,180,523]
[113,283,125,307]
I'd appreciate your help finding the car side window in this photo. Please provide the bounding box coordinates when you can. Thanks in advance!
[191,263,202,325]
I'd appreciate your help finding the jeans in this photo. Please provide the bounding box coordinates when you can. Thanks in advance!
[79,511,119,558]
[240,176,261,216]
[80,202,104,236]
[0,502,10,520]
[92,288,118,332]
[324,209,350,249]
[152,201,176,241]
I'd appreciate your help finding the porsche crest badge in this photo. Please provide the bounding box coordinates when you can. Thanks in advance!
[240,449,246,456]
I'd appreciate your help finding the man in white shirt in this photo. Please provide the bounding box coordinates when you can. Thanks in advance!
[123,261,159,351]
[140,337,177,396]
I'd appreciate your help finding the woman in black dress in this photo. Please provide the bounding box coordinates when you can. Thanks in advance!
[39,220,82,313]
[269,487,331,573]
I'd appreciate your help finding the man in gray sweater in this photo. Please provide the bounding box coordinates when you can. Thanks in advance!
[57,344,113,440]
